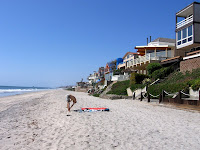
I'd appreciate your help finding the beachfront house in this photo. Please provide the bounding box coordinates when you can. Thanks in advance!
[175,2,200,72]
[134,37,175,74]
[116,58,123,69]
[87,71,99,86]
[75,80,92,92]
[117,52,139,70]
[175,2,200,57]
[104,61,116,81]
[104,61,116,86]
[95,67,105,89]
[98,67,104,80]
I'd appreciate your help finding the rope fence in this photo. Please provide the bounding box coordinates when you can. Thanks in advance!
[149,93,160,98]
[163,90,178,97]
[134,89,200,105]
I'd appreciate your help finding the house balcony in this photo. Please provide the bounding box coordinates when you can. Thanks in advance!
[133,53,168,66]
[176,15,193,29]
[117,62,125,69]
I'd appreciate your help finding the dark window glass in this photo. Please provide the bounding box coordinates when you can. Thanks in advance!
[182,39,187,44]
[178,41,181,45]
[188,25,192,36]
[182,28,187,38]
[178,31,181,40]
[188,37,192,42]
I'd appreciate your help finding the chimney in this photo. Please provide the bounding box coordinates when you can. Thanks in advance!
[150,36,151,42]
[147,37,148,45]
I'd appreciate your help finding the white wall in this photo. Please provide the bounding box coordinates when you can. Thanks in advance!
[111,73,129,81]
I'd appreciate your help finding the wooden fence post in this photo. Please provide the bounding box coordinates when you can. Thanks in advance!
[133,92,135,100]
[197,89,200,106]
[159,93,162,103]
[140,92,143,101]
[179,91,183,104]
[198,90,200,106]
[147,93,150,103]
[162,90,165,102]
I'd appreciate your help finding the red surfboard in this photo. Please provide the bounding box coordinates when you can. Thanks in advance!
[81,108,109,111]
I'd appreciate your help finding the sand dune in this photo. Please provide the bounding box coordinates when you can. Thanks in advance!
[0,89,200,150]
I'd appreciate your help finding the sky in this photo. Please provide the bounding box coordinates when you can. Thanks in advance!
[0,0,198,87]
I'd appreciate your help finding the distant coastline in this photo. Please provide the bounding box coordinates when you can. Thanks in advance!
[0,85,51,97]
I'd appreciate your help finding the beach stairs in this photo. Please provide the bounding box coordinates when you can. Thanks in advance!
[127,87,133,96]
[132,86,147,100]
[99,81,132,99]
[149,79,160,86]
[99,81,117,98]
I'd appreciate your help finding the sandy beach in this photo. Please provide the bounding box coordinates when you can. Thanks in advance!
[0,89,200,150]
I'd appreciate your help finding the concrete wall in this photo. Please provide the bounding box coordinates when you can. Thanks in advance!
[175,49,189,57]
[75,86,93,92]
[194,3,200,22]
[180,56,200,72]
[194,23,200,43]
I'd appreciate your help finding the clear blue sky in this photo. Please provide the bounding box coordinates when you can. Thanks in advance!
[0,0,197,87]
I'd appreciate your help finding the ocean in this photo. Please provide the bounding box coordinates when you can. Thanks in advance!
[0,86,50,97]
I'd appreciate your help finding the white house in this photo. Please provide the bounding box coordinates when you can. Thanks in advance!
[176,2,200,56]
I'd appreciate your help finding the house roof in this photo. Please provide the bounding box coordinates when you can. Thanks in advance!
[135,45,171,56]
[135,37,175,56]
[176,2,200,17]
[123,52,138,59]
[152,37,175,43]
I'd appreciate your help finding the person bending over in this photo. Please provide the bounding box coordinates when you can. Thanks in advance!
[66,94,77,112]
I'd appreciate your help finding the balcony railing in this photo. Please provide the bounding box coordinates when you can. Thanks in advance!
[117,63,125,69]
[176,15,193,29]
[118,53,169,69]
[132,53,168,66]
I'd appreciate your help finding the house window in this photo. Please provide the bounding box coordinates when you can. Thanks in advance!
[182,28,187,39]
[131,59,133,65]
[178,31,181,41]
[146,50,155,58]
[188,25,192,36]
[156,50,166,58]
[167,50,172,57]
[188,37,192,42]
[177,25,193,46]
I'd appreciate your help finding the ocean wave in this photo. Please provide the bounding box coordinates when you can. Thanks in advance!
[0,89,39,93]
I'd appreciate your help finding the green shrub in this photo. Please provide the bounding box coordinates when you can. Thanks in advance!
[135,73,149,84]
[152,67,172,80]
[147,67,200,95]
[130,84,145,92]
[130,72,136,85]
[130,73,148,85]
[142,78,151,85]
[146,63,162,75]
[147,83,188,96]
[191,78,200,91]
[107,80,130,95]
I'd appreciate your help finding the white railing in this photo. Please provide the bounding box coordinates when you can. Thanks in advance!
[133,53,166,66]
[176,15,193,29]
[111,74,130,81]
[117,63,125,69]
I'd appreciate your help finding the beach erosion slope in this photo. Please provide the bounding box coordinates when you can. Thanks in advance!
[0,89,200,150]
